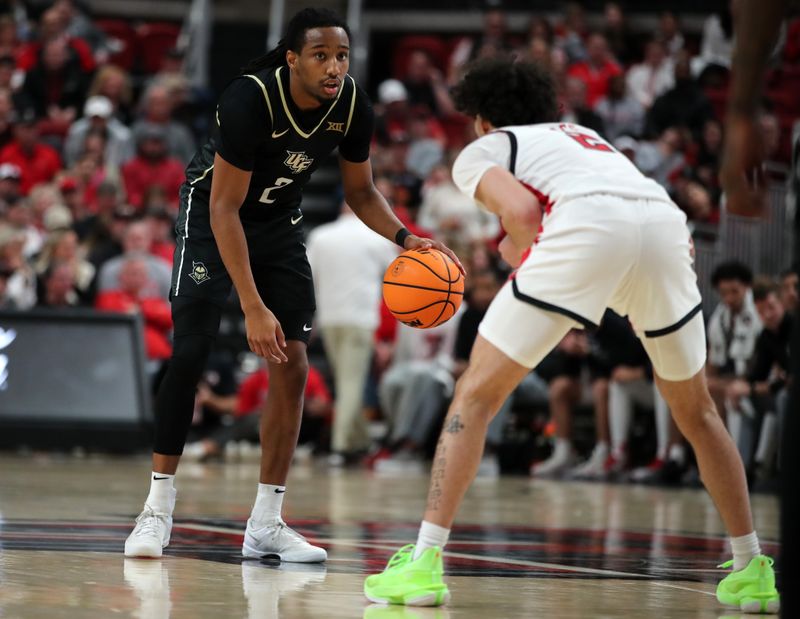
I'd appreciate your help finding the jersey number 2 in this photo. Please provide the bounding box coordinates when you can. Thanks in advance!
[565,131,613,152]
[259,177,293,204]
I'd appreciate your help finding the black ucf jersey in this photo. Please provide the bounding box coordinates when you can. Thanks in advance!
[179,65,373,226]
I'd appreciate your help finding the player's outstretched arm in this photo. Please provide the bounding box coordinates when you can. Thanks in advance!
[473,166,541,267]
[720,0,789,217]
[339,157,465,274]
[210,153,287,363]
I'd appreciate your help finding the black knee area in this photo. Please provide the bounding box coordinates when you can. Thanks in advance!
[153,297,221,455]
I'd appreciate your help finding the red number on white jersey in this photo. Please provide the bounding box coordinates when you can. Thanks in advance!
[558,124,613,152]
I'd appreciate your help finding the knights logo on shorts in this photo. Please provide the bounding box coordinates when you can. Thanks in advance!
[189,261,211,284]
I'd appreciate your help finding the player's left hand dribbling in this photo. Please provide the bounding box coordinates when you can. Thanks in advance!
[404,235,466,276]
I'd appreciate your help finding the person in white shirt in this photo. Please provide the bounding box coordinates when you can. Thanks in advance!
[365,58,778,612]
[625,39,674,109]
[307,202,397,462]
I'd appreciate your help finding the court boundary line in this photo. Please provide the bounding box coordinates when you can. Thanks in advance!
[172,523,717,596]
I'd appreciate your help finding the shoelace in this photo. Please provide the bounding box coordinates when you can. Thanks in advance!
[269,520,310,544]
[385,544,416,570]
[717,557,774,570]
[134,507,167,538]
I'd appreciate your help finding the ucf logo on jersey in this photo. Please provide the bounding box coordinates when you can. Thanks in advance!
[284,151,313,174]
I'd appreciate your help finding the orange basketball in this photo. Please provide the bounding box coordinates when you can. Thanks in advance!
[383,248,464,329]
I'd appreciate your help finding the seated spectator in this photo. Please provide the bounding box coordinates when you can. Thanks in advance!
[0,258,15,308]
[376,302,463,470]
[560,76,605,135]
[35,260,80,309]
[64,95,134,169]
[602,2,639,66]
[404,110,445,178]
[694,118,724,193]
[521,36,552,68]
[122,123,183,211]
[706,261,762,430]
[780,265,798,312]
[554,2,588,64]
[0,15,19,62]
[143,202,175,266]
[594,74,645,140]
[88,65,134,125]
[657,11,685,58]
[531,328,609,478]
[0,54,16,92]
[80,183,128,263]
[131,83,196,164]
[0,87,15,148]
[19,36,92,141]
[52,0,110,61]
[725,278,792,478]
[3,195,42,258]
[0,106,61,195]
[374,79,446,147]
[96,219,172,298]
[0,226,36,309]
[599,313,683,483]
[646,50,713,138]
[634,127,686,190]
[184,360,332,462]
[402,49,455,118]
[34,228,94,303]
[449,8,514,81]
[0,162,22,208]
[417,164,499,256]
[626,39,674,109]
[17,7,94,74]
[566,32,621,108]
[95,256,172,361]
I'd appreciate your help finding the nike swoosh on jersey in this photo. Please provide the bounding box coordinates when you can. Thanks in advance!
[271,128,289,138]
[302,324,312,332]
[291,215,303,225]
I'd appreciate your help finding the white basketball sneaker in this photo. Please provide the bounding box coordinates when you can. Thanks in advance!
[124,505,173,558]
[242,518,327,563]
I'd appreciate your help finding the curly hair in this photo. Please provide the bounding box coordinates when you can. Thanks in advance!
[451,57,558,127]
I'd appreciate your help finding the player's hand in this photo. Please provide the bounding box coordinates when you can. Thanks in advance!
[498,235,524,268]
[404,234,466,276]
[244,304,288,363]
[720,113,767,217]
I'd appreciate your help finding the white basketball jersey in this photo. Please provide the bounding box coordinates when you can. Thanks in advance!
[452,122,672,209]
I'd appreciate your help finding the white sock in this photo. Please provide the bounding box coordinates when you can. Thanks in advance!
[145,472,176,514]
[413,520,450,560]
[730,531,761,570]
[250,483,286,525]
[668,443,686,465]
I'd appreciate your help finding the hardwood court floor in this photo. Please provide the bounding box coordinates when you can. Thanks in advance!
[0,454,780,618]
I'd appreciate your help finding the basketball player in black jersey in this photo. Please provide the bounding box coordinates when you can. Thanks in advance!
[124,8,461,561]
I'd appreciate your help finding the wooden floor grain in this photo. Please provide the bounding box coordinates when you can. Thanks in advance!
[0,454,779,618]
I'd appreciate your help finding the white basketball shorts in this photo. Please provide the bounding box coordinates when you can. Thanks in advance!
[479,195,706,381]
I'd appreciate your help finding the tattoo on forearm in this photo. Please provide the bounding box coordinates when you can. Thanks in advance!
[445,414,465,434]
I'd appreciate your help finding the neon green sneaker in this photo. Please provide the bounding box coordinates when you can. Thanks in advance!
[716,555,780,614]
[364,544,450,607]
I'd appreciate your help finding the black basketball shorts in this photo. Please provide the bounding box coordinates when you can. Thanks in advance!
[170,203,315,343]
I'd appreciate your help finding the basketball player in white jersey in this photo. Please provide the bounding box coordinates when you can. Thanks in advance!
[364,58,779,613]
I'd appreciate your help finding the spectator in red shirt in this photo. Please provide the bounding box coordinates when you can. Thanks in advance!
[566,32,621,108]
[0,107,61,195]
[95,256,172,361]
[20,36,93,141]
[17,8,94,74]
[183,363,333,462]
[122,123,184,211]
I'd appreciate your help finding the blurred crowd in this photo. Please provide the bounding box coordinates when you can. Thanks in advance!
[0,1,797,490]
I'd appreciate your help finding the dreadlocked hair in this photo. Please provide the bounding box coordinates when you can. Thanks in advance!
[451,56,559,127]
[241,7,351,74]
